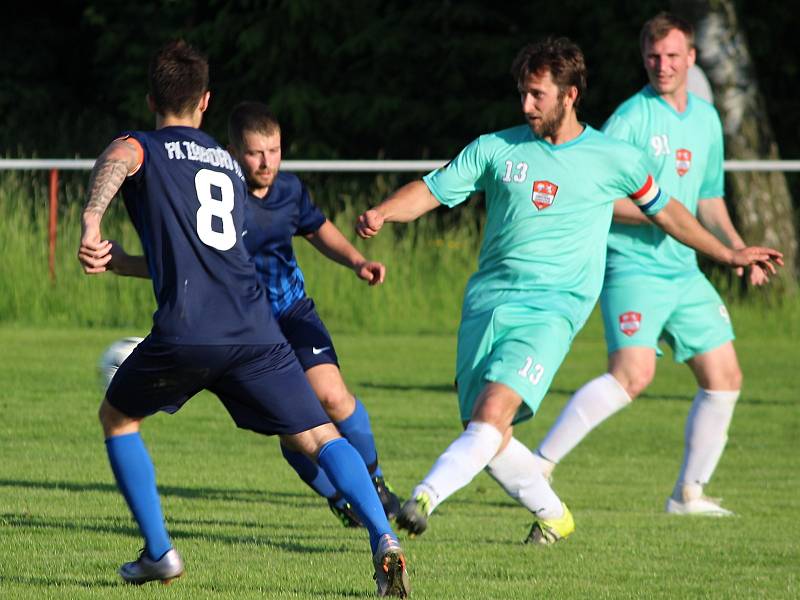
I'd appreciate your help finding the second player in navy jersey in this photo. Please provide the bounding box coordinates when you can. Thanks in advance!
[77,40,409,597]
[228,101,401,526]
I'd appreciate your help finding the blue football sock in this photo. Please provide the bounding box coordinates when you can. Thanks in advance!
[335,398,382,478]
[317,438,394,554]
[105,432,172,561]
[280,442,339,500]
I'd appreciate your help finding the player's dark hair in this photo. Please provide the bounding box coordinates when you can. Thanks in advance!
[228,101,281,150]
[148,40,209,117]
[640,12,695,52]
[511,37,587,108]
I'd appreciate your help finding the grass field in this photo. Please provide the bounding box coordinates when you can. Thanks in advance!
[1,307,798,599]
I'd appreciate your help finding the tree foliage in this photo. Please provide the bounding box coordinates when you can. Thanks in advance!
[2,1,795,161]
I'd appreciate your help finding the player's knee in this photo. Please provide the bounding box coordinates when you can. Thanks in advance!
[98,399,113,428]
[316,388,355,421]
[316,388,346,411]
[614,367,654,399]
[472,389,519,430]
[98,398,139,436]
[728,364,743,390]
[696,360,742,391]
[714,364,742,391]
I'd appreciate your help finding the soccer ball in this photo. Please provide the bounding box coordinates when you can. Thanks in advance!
[97,336,144,392]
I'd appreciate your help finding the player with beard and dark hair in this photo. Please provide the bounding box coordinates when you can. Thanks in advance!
[355,36,781,544]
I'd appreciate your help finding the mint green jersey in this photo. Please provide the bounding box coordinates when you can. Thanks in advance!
[603,86,725,279]
[423,124,667,332]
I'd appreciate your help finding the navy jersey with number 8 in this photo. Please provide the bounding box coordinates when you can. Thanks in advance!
[120,126,284,345]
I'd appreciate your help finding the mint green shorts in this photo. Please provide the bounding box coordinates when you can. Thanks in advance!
[455,305,573,425]
[600,273,734,363]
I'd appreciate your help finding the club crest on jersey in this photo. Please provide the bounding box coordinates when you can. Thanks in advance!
[531,180,558,210]
[618,311,641,337]
[676,149,692,176]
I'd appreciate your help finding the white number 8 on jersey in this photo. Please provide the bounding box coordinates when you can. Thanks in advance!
[195,168,237,251]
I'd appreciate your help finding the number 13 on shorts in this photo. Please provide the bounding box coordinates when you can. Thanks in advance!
[518,356,544,385]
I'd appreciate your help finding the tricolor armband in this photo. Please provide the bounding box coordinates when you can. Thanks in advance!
[629,175,662,214]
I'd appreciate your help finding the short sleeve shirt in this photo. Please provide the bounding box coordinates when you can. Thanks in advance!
[242,172,326,318]
[602,86,725,279]
[120,127,284,345]
[424,124,666,332]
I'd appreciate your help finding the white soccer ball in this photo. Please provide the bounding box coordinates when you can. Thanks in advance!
[97,336,144,392]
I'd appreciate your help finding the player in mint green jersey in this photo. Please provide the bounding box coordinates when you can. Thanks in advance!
[355,37,780,543]
[534,13,774,516]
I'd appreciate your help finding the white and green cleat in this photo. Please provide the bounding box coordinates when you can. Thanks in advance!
[396,491,432,537]
[524,503,575,545]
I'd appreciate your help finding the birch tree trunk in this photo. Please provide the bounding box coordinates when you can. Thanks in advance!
[673,0,797,290]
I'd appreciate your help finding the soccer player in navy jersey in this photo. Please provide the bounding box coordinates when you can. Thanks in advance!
[77,40,409,597]
[99,102,401,528]
[227,101,400,526]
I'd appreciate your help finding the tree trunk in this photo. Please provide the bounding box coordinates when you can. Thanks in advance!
[673,0,797,291]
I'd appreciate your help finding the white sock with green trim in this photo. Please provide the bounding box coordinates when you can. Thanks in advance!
[414,421,503,514]
[486,436,563,519]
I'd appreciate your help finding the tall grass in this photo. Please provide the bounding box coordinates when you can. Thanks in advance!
[2,170,797,334]
[0,171,154,329]
[0,171,482,333]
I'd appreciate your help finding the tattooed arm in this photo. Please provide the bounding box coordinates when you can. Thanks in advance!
[78,138,142,274]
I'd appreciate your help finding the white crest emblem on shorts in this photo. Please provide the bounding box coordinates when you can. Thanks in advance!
[532,180,558,210]
[676,148,692,176]
[619,311,641,337]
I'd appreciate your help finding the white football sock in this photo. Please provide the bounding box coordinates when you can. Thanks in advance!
[672,388,739,500]
[537,373,631,464]
[414,421,503,514]
[486,437,564,519]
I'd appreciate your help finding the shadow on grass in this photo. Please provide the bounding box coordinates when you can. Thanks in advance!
[360,381,456,394]
[359,382,781,406]
[0,478,317,505]
[360,381,781,406]
[1,574,120,589]
[2,511,345,555]
[548,388,782,405]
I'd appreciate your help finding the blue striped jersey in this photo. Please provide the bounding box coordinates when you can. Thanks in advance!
[242,172,326,318]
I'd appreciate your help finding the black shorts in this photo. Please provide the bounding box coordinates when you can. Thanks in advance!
[278,297,339,371]
[106,336,330,436]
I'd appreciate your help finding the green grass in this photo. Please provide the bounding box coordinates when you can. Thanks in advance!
[0,171,481,332]
[1,305,798,598]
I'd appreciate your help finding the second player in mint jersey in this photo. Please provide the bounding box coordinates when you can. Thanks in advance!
[228,101,401,526]
[603,57,725,279]
[534,12,777,518]
[356,36,780,546]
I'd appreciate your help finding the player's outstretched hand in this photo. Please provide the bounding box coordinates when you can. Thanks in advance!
[78,231,113,274]
[355,260,386,286]
[736,263,771,286]
[729,246,783,277]
[356,209,385,239]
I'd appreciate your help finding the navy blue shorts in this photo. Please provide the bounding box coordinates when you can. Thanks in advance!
[278,297,339,371]
[106,336,330,436]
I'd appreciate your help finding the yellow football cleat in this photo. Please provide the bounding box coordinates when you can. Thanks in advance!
[524,503,575,545]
